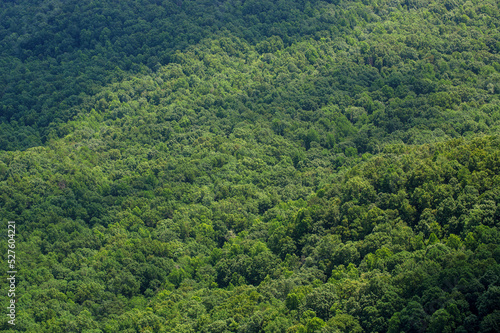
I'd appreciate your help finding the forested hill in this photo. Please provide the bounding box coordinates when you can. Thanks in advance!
[2,0,500,150]
[1,0,500,332]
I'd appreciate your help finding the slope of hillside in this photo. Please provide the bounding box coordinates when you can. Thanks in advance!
[0,0,500,332]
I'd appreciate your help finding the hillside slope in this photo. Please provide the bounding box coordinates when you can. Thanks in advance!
[0,0,500,332]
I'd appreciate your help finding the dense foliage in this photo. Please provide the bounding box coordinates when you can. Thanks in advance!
[1,0,500,332]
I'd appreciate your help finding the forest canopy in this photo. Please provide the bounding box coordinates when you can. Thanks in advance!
[0,0,500,332]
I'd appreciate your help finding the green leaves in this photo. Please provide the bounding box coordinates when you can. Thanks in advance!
[1,0,500,332]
